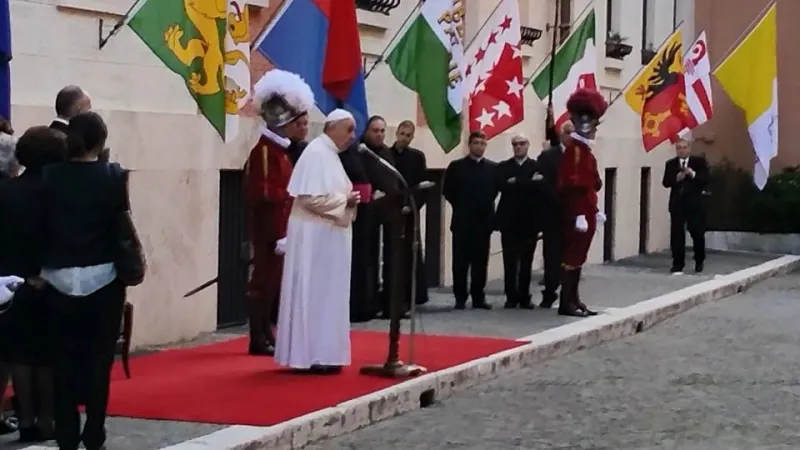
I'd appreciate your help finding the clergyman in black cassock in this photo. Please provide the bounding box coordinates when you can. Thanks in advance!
[339,143,382,322]
[495,135,542,309]
[380,121,429,317]
[443,131,497,310]
[536,119,571,308]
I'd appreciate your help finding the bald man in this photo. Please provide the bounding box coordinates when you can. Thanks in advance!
[494,134,543,309]
[536,120,573,308]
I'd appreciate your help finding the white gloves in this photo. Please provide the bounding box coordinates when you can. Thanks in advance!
[596,212,607,226]
[0,275,24,306]
[274,237,287,256]
[373,190,386,200]
[575,215,589,232]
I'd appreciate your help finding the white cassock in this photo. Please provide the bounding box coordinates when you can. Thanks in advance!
[275,133,356,369]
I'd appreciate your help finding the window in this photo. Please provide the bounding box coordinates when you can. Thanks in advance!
[605,0,622,38]
[558,0,572,44]
[641,0,657,64]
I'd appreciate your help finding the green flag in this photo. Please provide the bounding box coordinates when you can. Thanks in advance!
[128,0,228,140]
[386,0,465,153]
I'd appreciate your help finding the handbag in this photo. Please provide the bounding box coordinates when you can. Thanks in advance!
[109,163,147,286]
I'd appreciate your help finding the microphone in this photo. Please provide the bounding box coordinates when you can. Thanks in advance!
[357,143,405,182]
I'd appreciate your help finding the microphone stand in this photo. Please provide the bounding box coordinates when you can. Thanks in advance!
[358,146,427,378]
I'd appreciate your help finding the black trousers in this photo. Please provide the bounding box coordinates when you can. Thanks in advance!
[541,220,562,297]
[500,232,537,303]
[50,280,125,450]
[670,209,706,269]
[452,228,491,304]
[381,214,429,314]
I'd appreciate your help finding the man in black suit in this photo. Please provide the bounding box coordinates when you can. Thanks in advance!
[50,85,92,132]
[495,134,543,309]
[536,119,573,307]
[443,131,497,310]
[662,138,709,274]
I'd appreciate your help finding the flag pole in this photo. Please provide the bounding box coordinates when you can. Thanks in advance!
[97,0,144,50]
[363,1,424,80]
[712,0,776,74]
[546,0,560,108]
[607,19,684,107]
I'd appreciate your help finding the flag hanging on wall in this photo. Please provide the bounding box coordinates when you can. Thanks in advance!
[714,4,778,190]
[531,10,597,132]
[255,0,368,136]
[386,0,465,152]
[128,0,251,142]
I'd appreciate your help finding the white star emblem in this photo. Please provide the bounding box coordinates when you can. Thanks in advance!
[512,45,522,59]
[506,77,524,98]
[475,108,495,129]
[475,78,488,93]
[493,100,511,118]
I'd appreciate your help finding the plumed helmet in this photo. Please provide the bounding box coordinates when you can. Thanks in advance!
[566,88,608,138]
[252,69,316,129]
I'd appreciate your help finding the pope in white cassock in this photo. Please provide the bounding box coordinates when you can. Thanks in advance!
[275,108,361,374]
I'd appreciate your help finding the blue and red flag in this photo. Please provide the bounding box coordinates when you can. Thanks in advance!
[255,0,368,135]
[0,0,11,120]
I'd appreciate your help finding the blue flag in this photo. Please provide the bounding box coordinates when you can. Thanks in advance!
[0,0,11,120]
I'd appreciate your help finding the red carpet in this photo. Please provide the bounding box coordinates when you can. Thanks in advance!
[106,330,522,426]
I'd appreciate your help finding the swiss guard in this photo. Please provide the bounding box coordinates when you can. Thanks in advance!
[558,88,608,318]
[243,69,314,355]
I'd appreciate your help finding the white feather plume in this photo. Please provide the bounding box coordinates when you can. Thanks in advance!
[252,69,315,114]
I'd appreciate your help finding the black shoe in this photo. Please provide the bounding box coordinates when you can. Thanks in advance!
[670,266,684,274]
[503,297,517,309]
[472,301,492,310]
[248,343,275,356]
[518,294,535,309]
[539,291,558,308]
[0,417,17,436]
[695,262,704,273]
[454,302,466,310]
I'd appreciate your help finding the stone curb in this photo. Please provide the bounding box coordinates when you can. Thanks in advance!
[162,255,800,450]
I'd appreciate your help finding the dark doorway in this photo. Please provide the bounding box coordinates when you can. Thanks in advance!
[603,167,617,262]
[217,170,248,329]
[639,167,651,254]
[423,169,445,287]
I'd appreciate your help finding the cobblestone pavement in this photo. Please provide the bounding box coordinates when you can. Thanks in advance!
[307,271,800,450]
[0,251,778,449]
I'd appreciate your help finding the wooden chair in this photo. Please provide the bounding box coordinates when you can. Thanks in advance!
[116,301,133,379]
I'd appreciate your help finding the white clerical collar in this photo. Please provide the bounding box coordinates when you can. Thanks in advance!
[53,117,69,125]
[469,155,483,162]
[569,132,595,147]
[260,126,290,149]
[514,156,528,165]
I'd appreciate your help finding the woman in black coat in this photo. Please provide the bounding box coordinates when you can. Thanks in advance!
[0,125,68,442]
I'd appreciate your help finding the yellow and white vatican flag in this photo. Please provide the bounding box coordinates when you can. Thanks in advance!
[713,3,777,190]
[224,1,252,143]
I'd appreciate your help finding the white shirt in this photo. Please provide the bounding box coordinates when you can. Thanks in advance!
[679,157,689,169]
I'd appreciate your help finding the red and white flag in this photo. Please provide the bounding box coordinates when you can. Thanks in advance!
[464,0,524,140]
[679,31,714,137]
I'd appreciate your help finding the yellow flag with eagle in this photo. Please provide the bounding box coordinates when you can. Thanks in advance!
[624,30,696,151]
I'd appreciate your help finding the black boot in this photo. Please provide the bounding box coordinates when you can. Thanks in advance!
[574,268,597,316]
[558,268,587,317]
